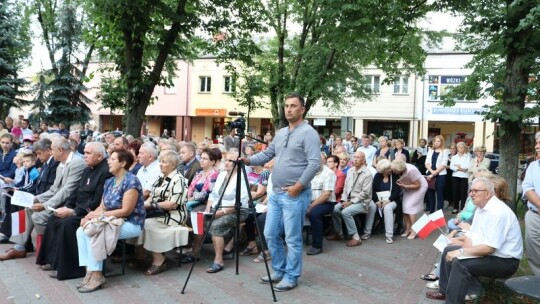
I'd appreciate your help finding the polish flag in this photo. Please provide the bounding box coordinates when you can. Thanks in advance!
[429,210,446,229]
[412,214,436,239]
[191,212,205,235]
[11,210,26,236]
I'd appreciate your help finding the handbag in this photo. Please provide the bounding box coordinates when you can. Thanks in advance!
[426,176,437,190]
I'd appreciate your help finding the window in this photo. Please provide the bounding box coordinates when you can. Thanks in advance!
[363,75,380,93]
[393,76,409,94]
[428,76,466,101]
[199,76,211,93]
[223,76,235,93]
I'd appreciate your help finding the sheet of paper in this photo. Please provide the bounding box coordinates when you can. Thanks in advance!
[11,190,34,208]
[376,191,390,202]
[255,203,267,213]
[433,233,450,252]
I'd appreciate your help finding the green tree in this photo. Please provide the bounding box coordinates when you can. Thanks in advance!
[252,0,436,127]
[29,0,95,128]
[88,0,265,136]
[438,0,540,206]
[0,1,31,118]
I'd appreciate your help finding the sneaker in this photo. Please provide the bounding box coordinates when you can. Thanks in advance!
[273,280,298,292]
[361,233,370,240]
[259,273,283,284]
[465,294,478,301]
[306,247,322,255]
[385,237,393,244]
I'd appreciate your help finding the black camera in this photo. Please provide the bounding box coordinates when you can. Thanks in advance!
[227,112,246,138]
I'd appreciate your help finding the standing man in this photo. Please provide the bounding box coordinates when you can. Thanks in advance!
[245,93,320,292]
[522,131,540,275]
[342,130,354,157]
[356,134,377,167]
[56,123,69,138]
[224,128,240,151]
[21,119,33,138]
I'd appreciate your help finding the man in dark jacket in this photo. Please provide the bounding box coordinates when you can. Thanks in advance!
[36,142,112,280]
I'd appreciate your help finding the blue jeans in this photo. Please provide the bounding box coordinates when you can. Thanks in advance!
[77,221,142,271]
[264,189,311,284]
[427,175,446,213]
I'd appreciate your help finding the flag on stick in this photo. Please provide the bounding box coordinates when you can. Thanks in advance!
[412,214,436,239]
[429,209,446,228]
[11,210,26,236]
[191,212,205,235]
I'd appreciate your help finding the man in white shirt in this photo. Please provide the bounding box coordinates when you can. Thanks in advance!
[426,177,522,303]
[136,143,160,199]
[356,134,377,167]
[522,131,540,275]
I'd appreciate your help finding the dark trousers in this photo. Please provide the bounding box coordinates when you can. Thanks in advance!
[308,202,334,249]
[439,245,519,304]
[427,174,446,213]
[451,177,468,210]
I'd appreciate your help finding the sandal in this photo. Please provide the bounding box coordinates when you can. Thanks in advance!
[253,252,271,263]
[206,262,224,273]
[240,246,258,256]
[346,239,362,247]
[420,273,439,281]
[144,262,167,275]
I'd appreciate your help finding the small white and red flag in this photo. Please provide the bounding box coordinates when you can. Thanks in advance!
[11,210,26,236]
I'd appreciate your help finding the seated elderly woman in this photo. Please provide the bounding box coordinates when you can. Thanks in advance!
[204,150,249,273]
[371,159,402,244]
[75,149,146,293]
[131,150,190,276]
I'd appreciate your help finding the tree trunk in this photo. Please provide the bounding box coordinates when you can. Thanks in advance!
[499,121,521,210]
[125,95,149,136]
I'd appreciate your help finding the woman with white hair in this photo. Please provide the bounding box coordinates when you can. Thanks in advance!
[372,159,402,244]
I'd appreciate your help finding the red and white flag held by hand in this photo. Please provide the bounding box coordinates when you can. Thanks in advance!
[412,214,437,239]
[429,210,446,229]
[11,210,26,236]
[191,212,205,235]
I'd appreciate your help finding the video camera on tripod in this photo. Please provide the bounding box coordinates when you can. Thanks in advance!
[227,111,246,138]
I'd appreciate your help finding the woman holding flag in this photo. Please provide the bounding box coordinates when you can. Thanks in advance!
[391,159,428,239]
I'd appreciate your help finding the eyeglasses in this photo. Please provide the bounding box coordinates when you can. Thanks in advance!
[469,189,487,195]
[200,157,210,161]
[283,131,290,148]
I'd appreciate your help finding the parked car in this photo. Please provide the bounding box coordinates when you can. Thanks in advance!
[485,153,499,174]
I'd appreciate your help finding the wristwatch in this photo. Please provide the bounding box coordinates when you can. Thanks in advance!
[459,248,465,256]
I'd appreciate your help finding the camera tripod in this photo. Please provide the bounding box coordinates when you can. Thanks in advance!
[182,117,277,302]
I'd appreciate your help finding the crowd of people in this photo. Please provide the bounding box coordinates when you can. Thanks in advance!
[0,107,528,301]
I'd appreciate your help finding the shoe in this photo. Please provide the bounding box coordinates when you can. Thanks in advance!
[77,273,92,289]
[180,254,199,264]
[420,274,439,281]
[306,247,322,255]
[49,271,58,279]
[346,239,362,247]
[465,294,478,301]
[273,280,298,292]
[426,291,445,300]
[206,262,224,273]
[223,250,234,260]
[144,262,167,275]
[401,230,411,237]
[0,234,8,243]
[41,264,53,271]
[385,237,393,244]
[253,252,271,263]
[407,233,417,240]
[240,246,258,256]
[361,234,370,240]
[259,273,283,284]
[78,276,106,293]
[326,234,344,241]
[0,248,26,260]
[426,280,439,289]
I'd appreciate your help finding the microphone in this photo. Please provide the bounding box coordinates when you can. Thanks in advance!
[228,111,245,116]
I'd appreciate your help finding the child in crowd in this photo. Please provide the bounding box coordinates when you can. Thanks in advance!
[2,152,25,187]
[16,153,40,193]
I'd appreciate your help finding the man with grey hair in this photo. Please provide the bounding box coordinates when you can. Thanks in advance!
[36,142,113,279]
[522,131,540,276]
[426,177,522,302]
[136,142,160,199]
[0,138,85,260]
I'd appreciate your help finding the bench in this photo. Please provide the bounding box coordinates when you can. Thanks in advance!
[505,276,540,301]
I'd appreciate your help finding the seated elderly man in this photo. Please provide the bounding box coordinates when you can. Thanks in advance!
[426,177,522,303]
[327,151,376,247]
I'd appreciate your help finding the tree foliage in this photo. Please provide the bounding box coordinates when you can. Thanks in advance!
[228,0,437,128]
[437,0,540,207]
[88,0,266,136]
[0,1,32,118]
[28,0,95,128]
